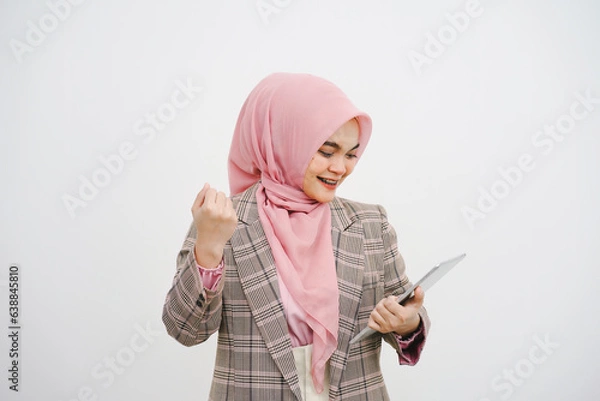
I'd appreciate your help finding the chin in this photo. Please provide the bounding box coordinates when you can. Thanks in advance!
[303,180,341,203]
[313,192,336,203]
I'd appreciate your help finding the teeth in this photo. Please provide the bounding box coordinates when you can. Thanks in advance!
[319,178,337,185]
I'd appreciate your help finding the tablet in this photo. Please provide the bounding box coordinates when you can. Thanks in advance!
[349,253,467,344]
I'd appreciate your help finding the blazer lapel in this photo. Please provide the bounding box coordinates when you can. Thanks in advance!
[229,187,365,398]
[230,185,303,400]
[328,197,365,392]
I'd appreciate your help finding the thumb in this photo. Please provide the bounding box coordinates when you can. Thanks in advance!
[406,286,425,308]
[193,183,210,210]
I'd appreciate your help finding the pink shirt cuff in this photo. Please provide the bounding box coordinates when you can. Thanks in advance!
[394,318,426,365]
[196,259,224,291]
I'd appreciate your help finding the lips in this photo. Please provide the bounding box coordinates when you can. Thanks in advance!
[318,177,339,187]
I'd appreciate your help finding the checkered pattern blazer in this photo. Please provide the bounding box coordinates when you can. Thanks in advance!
[163,183,430,400]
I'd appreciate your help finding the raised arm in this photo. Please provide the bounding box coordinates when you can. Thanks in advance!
[162,184,237,346]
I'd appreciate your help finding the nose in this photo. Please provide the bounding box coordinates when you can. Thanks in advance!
[328,156,346,175]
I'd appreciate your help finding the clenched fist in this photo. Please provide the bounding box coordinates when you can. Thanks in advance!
[191,183,238,268]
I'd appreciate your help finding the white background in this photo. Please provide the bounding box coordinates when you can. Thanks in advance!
[1,0,599,400]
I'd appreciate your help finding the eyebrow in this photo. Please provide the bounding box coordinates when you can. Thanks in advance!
[322,141,360,151]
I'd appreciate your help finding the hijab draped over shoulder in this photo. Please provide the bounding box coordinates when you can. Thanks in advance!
[228,72,372,392]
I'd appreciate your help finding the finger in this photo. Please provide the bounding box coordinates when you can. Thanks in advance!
[384,294,401,307]
[192,183,210,210]
[215,191,228,209]
[367,317,381,332]
[226,198,237,219]
[404,286,425,309]
[368,311,384,332]
[374,297,401,327]
[413,286,425,302]
[385,297,410,323]
[378,296,400,317]
[370,304,400,333]
[202,188,218,208]
[226,197,235,212]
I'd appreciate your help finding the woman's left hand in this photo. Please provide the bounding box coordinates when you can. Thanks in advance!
[367,286,424,337]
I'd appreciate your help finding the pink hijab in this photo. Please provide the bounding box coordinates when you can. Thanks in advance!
[228,72,372,392]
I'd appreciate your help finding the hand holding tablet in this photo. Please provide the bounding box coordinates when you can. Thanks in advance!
[350,253,467,344]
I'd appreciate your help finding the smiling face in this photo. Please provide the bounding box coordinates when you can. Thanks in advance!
[302,118,361,203]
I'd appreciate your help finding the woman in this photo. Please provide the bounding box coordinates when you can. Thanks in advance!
[162,72,430,401]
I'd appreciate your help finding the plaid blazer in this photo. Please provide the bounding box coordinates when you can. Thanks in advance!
[163,184,430,400]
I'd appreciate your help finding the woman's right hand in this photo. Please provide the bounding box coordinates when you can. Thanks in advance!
[191,183,238,268]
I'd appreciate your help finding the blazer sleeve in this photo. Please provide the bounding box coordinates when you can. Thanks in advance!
[377,205,431,364]
[162,222,224,346]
